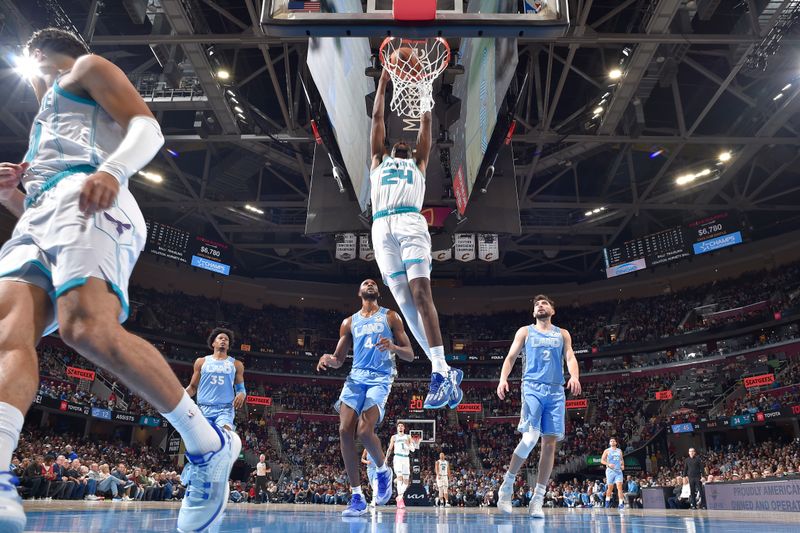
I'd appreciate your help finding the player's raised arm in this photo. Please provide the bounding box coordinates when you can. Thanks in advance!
[371,70,390,170]
[497,326,528,400]
[562,328,581,396]
[185,357,204,397]
[377,310,415,362]
[414,110,432,175]
[317,317,353,372]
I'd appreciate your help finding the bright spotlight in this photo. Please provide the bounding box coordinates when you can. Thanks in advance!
[138,170,163,183]
[593,106,604,114]
[216,69,231,80]
[584,211,593,217]
[234,106,244,113]
[676,174,694,186]
[718,151,731,162]
[12,53,41,79]
[608,68,622,80]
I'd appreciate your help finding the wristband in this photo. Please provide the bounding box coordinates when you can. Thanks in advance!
[235,383,247,397]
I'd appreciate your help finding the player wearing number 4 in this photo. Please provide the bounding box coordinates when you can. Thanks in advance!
[186,328,246,431]
[496,295,581,519]
[370,69,463,411]
[317,279,415,516]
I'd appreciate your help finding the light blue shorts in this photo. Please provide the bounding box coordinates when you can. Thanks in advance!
[335,370,392,425]
[606,468,624,485]
[200,404,235,429]
[517,381,565,441]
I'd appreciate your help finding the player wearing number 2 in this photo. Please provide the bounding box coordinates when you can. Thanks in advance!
[495,295,581,519]
[186,327,246,431]
[369,69,463,411]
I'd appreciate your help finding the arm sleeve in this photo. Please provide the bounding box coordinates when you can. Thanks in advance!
[97,115,164,186]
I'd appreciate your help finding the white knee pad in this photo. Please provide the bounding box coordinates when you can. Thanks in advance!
[513,429,541,459]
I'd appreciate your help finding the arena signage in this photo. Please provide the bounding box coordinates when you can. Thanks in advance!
[66,366,96,381]
[113,412,137,423]
[456,403,482,413]
[744,373,775,389]
[91,407,112,420]
[655,390,673,400]
[705,479,800,512]
[566,399,589,409]
[730,414,752,426]
[60,401,90,416]
[671,423,694,434]
[138,416,162,427]
[246,396,273,406]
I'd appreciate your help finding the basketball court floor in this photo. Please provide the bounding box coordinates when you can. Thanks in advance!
[21,502,800,532]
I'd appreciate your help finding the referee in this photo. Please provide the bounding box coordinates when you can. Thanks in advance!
[683,448,705,509]
[254,453,270,504]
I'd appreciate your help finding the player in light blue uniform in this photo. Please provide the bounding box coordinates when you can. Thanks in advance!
[496,295,582,519]
[602,438,625,509]
[317,279,415,516]
[186,328,246,431]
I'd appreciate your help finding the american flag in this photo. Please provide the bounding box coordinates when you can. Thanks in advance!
[288,1,321,12]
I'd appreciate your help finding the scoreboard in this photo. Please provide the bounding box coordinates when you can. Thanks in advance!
[145,220,232,276]
[604,213,743,278]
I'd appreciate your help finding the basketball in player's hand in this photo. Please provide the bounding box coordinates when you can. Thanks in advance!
[388,47,423,81]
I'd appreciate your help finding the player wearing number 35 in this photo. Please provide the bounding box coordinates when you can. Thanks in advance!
[186,327,246,431]
[317,279,415,516]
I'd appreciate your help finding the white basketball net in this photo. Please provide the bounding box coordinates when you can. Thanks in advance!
[379,37,450,119]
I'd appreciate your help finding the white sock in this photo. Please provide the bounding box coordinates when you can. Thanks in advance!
[161,392,222,455]
[605,497,611,501]
[534,483,546,499]
[0,402,24,471]
[387,282,431,355]
[430,346,449,375]
[351,486,363,496]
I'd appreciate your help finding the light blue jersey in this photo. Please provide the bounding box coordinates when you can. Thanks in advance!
[606,448,623,471]
[350,307,396,378]
[522,325,565,385]
[197,355,236,406]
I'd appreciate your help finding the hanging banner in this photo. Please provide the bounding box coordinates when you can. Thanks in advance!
[66,366,96,381]
[744,373,775,389]
[477,234,499,262]
[358,234,374,261]
[433,248,452,262]
[335,233,357,261]
[454,234,476,262]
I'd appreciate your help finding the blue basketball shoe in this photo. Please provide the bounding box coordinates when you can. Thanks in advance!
[447,368,464,409]
[423,372,454,409]
[0,472,25,533]
[342,493,368,516]
[177,424,242,533]
[375,466,394,505]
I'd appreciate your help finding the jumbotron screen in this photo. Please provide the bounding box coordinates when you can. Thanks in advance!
[145,220,233,276]
[603,213,743,278]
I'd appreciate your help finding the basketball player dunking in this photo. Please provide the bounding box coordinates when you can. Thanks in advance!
[495,295,581,519]
[185,327,246,431]
[317,279,414,516]
[0,28,238,533]
[370,69,463,410]
[436,452,450,507]
[601,437,625,509]
[386,422,418,509]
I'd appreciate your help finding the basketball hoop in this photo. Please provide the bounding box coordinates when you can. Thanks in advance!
[379,37,450,119]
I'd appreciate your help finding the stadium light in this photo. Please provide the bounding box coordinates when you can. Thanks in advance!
[138,170,163,183]
[12,53,41,79]
[245,204,264,215]
[608,68,622,80]
[216,69,231,80]
[234,106,244,113]
[773,92,784,101]
[593,106,603,114]
[718,151,732,162]
[676,174,695,186]
[782,83,791,91]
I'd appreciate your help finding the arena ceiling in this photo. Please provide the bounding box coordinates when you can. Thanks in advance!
[1,0,800,285]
